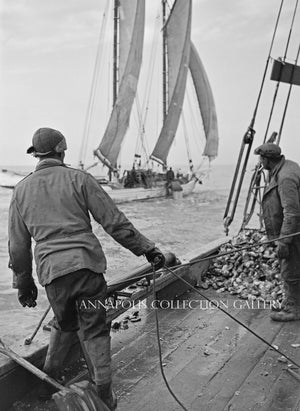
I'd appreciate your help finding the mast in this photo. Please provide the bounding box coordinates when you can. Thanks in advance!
[113,0,120,105]
[162,0,168,121]
[94,0,146,171]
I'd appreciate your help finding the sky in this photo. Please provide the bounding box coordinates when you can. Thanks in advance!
[1,0,300,170]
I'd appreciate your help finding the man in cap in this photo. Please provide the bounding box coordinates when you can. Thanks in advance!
[254,142,300,321]
[8,127,166,409]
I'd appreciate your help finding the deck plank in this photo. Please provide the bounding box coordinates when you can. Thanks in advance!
[222,320,300,411]
[116,292,283,410]
[8,288,300,411]
[190,312,284,411]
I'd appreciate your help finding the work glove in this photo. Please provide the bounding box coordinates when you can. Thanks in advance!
[276,242,289,259]
[145,247,166,270]
[18,281,38,308]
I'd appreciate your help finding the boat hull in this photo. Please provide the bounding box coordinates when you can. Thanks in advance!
[0,238,227,410]
[106,178,197,204]
[0,169,197,202]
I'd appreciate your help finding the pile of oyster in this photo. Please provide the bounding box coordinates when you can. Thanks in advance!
[202,229,283,301]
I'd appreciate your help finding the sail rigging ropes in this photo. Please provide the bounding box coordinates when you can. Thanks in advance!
[265,0,299,144]
[223,0,300,235]
[79,0,110,168]
[132,8,161,165]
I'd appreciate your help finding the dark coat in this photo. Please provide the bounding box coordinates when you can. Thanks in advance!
[262,156,300,281]
[8,159,154,287]
[262,156,300,241]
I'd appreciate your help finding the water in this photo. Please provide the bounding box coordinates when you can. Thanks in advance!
[0,164,253,316]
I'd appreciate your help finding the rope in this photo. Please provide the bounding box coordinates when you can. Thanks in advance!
[163,264,300,369]
[278,39,300,143]
[132,7,161,166]
[148,229,300,408]
[251,0,285,132]
[223,0,286,234]
[152,264,189,411]
[79,0,110,167]
[181,111,193,167]
[184,79,206,157]
[263,0,299,142]
[175,230,300,268]
[109,230,300,406]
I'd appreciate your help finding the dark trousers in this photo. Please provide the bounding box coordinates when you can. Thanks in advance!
[281,239,300,282]
[45,269,110,341]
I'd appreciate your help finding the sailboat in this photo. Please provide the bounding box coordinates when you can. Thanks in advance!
[0,0,218,202]
[78,0,219,203]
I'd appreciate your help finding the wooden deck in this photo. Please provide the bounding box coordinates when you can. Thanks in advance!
[112,289,300,411]
[9,287,300,411]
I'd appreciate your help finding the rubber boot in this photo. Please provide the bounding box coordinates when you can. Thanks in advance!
[97,383,117,410]
[77,328,95,382]
[84,336,117,410]
[271,282,288,312]
[39,327,76,400]
[271,281,300,322]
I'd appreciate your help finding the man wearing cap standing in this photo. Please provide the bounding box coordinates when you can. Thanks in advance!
[8,127,166,409]
[254,142,300,321]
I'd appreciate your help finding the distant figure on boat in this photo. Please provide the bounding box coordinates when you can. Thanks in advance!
[166,167,176,196]
[123,165,138,188]
[131,165,138,185]
[8,127,166,409]
[166,167,175,183]
[254,142,300,322]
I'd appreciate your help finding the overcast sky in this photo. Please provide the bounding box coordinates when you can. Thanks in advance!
[1,0,299,169]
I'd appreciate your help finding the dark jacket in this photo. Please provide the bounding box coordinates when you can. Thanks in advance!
[262,156,300,242]
[8,159,155,287]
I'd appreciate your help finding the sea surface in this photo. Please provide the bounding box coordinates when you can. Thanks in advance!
[0,164,254,331]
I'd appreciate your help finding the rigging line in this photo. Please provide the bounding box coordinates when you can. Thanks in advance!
[86,10,111,163]
[141,9,161,117]
[140,9,161,151]
[163,265,300,369]
[133,95,144,155]
[185,80,206,154]
[181,111,193,163]
[278,40,300,143]
[135,94,151,160]
[132,96,150,162]
[178,230,300,267]
[251,0,285,130]
[152,265,189,411]
[79,0,110,165]
[132,8,161,162]
[263,0,299,142]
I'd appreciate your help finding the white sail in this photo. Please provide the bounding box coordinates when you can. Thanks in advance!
[150,0,192,166]
[189,42,218,160]
[94,0,145,169]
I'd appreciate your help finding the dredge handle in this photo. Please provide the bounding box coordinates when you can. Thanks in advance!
[0,338,69,392]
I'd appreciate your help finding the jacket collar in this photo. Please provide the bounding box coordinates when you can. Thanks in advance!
[269,155,285,180]
[264,156,285,195]
[35,158,65,172]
